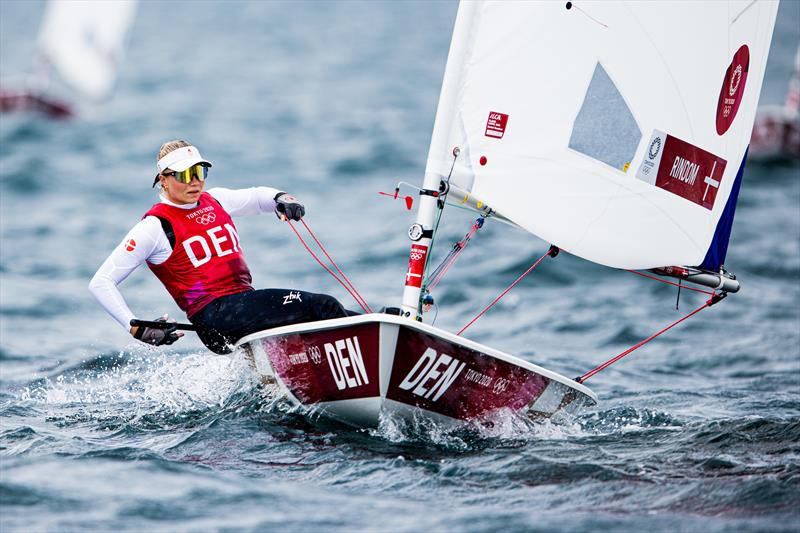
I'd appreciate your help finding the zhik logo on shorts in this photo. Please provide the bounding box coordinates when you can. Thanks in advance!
[283,291,302,305]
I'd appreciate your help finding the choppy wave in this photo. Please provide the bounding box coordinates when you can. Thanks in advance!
[2,348,799,531]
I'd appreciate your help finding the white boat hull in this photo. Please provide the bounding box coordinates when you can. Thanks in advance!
[237,315,597,428]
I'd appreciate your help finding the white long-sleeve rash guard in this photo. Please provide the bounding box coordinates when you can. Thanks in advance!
[89,186,281,332]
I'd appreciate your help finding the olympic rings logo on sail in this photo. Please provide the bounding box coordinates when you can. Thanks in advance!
[195,213,217,225]
[409,251,425,261]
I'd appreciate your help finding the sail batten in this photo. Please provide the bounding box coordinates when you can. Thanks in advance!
[424,1,778,270]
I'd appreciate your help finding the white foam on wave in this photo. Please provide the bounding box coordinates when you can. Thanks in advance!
[18,344,259,418]
[476,409,587,440]
[578,405,685,436]
[370,406,588,447]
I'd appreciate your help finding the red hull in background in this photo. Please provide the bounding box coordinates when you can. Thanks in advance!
[0,88,72,119]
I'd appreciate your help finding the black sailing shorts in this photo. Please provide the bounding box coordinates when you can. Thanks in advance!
[190,288,349,354]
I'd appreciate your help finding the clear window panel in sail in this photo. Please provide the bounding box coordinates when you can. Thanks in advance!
[569,62,642,172]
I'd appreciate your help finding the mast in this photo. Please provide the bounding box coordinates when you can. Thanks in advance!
[400,1,479,320]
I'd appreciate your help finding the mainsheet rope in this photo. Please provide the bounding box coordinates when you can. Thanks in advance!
[625,269,715,295]
[298,219,373,313]
[284,218,373,314]
[575,292,726,384]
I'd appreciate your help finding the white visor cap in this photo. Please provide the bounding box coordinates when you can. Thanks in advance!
[157,145,212,172]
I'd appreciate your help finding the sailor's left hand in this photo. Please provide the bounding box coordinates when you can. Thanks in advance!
[274,192,305,221]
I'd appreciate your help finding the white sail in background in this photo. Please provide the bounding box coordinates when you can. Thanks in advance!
[425,1,778,270]
[37,0,138,100]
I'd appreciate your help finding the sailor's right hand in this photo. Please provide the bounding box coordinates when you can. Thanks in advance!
[131,314,183,346]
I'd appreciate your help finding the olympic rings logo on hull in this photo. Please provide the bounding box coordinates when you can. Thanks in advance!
[308,345,323,365]
[492,377,510,394]
[195,213,217,225]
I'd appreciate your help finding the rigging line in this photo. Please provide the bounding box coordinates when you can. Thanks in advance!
[625,269,715,295]
[422,149,460,285]
[428,217,484,291]
[457,246,556,336]
[429,219,482,286]
[421,205,447,302]
[284,219,371,314]
[575,292,727,384]
[427,244,463,291]
[298,219,373,313]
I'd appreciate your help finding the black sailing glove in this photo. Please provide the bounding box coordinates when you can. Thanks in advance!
[133,316,182,346]
[274,192,305,221]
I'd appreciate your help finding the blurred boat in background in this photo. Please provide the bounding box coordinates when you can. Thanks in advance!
[0,0,137,118]
[750,44,800,160]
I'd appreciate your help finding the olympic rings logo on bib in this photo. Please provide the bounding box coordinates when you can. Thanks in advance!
[195,213,217,225]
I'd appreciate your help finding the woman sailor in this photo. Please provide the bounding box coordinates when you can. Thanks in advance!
[89,140,349,353]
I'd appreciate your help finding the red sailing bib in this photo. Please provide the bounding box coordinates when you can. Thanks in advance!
[145,192,253,318]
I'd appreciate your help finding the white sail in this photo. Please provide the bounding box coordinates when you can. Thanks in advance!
[37,0,138,100]
[425,1,778,270]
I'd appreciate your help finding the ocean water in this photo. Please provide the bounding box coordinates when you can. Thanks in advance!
[1,1,799,531]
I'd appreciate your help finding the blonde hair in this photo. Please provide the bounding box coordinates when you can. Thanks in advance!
[157,139,191,162]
